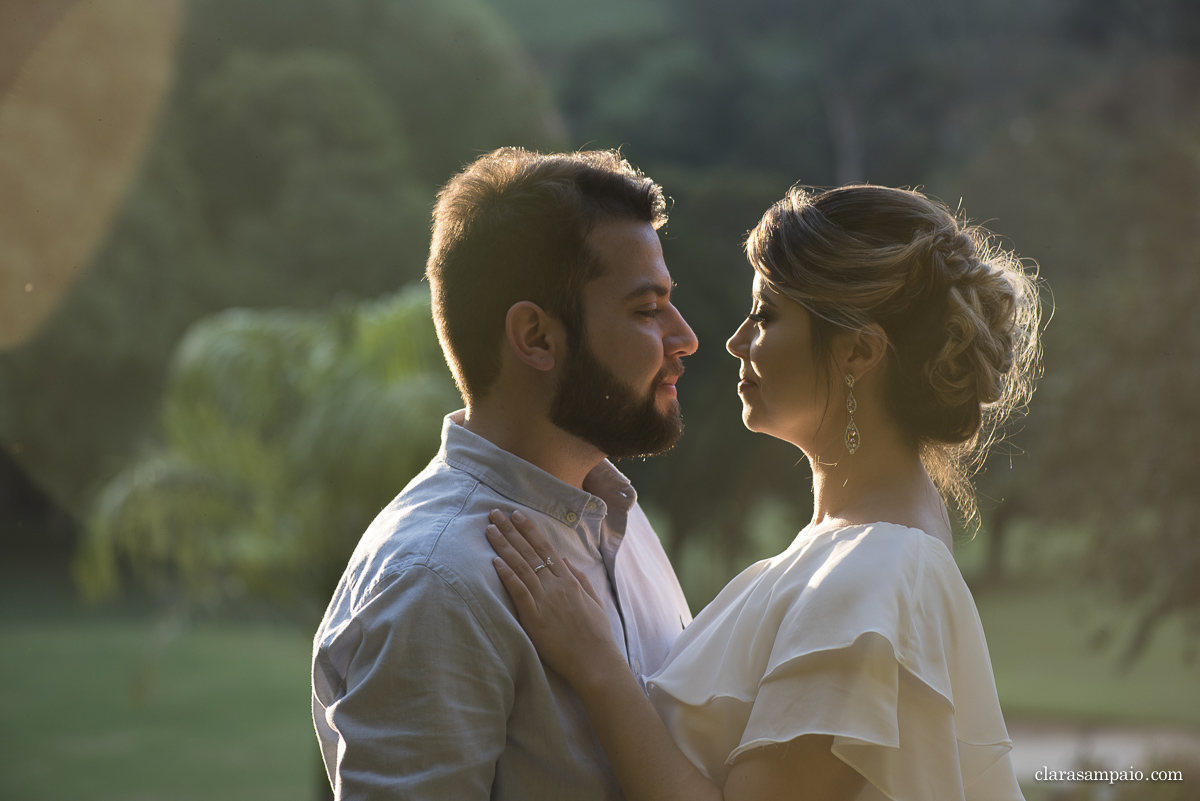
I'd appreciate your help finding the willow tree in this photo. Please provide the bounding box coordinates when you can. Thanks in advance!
[75,285,458,615]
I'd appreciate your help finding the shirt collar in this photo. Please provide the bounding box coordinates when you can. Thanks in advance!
[438,411,636,527]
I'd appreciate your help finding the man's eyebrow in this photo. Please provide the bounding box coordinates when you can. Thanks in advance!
[623,280,674,302]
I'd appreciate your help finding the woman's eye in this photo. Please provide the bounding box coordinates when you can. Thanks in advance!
[747,308,768,324]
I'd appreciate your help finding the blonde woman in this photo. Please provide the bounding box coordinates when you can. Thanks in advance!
[486,184,1040,801]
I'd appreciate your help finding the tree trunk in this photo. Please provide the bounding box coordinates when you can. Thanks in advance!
[822,76,864,186]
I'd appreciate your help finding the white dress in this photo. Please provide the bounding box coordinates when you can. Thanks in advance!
[646,522,1023,800]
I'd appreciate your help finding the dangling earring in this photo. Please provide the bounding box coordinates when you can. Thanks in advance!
[844,374,860,454]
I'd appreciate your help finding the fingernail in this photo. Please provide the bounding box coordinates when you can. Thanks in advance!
[512,510,526,522]
[484,525,497,537]
[489,509,503,523]
[492,557,504,568]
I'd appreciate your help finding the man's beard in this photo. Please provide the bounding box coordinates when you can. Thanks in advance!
[549,336,684,460]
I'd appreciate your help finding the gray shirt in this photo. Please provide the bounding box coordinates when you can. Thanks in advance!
[312,411,692,800]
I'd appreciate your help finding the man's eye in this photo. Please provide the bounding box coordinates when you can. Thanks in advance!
[638,308,661,318]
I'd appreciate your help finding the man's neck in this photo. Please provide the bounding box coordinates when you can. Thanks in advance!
[461,404,605,490]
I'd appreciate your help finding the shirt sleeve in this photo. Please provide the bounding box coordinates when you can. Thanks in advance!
[313,563,514,801]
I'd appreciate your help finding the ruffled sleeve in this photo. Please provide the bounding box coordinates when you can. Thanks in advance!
[647,523,1022,800]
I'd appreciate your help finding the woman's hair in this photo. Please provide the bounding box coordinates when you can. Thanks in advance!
[745,185,1042,522]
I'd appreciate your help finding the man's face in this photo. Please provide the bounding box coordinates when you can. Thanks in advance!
[550,220,699,459]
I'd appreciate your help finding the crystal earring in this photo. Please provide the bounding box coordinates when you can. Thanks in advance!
[844,374,860,454]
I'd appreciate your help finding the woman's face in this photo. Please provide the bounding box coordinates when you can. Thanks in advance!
[726,274,837,452]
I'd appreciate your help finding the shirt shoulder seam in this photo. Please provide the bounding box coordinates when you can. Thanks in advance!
[358,481,510,660]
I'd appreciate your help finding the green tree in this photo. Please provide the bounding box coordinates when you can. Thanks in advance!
[189,49,430,301]
[75,285,458,613]
[936,58,1200,659]
[0,0,564,522]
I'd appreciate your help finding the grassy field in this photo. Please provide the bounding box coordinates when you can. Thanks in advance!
[979,585,1200,728]
[0,568,315,801]
[1,562,1196,801]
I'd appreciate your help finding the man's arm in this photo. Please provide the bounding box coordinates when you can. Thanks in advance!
[314,564,514,800]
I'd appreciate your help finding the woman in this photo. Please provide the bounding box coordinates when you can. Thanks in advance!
[485,184,1041,801]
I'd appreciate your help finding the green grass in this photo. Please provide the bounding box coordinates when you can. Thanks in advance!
[2,557,1197,801]
[0,570,315,801]
[976,584,1200,729]
[955,519,1200,728]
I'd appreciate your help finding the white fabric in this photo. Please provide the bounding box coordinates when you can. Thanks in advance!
[646,522,1023,800]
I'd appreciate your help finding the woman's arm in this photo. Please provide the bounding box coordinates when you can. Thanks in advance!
[485,510,866,801]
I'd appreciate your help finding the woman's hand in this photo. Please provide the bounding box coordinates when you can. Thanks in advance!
[485,509,626,691]
[486,512,864,801]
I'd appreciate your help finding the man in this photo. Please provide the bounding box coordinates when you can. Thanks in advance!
[312,148,699,799]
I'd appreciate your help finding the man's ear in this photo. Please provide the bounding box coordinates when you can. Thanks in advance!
[838,323,889,379]
[505,301,563,372]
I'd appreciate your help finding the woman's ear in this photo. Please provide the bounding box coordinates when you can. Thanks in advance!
[504,301,563,372]
[838,323,888,379]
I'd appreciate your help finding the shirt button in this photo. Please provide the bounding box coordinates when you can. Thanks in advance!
[565,512,578,524]
[585,501,597,511]
[634,659,642,673]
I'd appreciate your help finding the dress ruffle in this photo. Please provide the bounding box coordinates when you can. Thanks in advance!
[646,523,1023,800]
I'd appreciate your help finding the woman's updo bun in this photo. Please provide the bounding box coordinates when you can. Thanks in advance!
[745,185,1042,520]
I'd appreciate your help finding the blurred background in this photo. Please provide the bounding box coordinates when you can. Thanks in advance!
[1,0,1198,799]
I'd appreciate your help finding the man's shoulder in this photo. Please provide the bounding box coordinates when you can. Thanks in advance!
[330,458,520,617]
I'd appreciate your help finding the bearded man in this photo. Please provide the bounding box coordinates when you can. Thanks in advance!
[312,148,699,800]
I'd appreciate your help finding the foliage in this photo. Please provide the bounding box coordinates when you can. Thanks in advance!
[74,286,458,612]
[178,0,565,186]
[934,57,1200,660]
[189,49,430,301]
[0,0,564,516]
[1040,270,1200,667]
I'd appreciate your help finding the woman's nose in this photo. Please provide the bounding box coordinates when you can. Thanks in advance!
[726,319,751,358]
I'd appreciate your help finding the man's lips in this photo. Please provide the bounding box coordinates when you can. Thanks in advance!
[656,361,684,398]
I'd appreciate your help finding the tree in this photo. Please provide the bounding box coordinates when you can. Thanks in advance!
[937,57,1200,660]
[1034,269,1200,666]
[75,285,459,614]
[0,0,564,525]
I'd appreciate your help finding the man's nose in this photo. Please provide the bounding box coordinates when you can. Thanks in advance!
[667,306,699,357]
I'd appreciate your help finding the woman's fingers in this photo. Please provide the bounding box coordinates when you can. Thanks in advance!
[488,508,560,575]
[491,556,539,622]
[485,523,544,599]
[508,510,565,577]
[484,515,620,689]
[563,557,603,606]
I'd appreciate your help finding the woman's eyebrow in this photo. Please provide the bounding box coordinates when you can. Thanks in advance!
[753,292,777,307]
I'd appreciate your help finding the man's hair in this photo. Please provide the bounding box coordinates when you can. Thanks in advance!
[426,147,667,404]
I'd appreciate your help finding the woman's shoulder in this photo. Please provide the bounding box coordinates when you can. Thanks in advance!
[693,521,956,620]
[776,520,957,591]
[650,519,982,706]
[748,521,969,654]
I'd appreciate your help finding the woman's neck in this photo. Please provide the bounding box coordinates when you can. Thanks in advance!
[807,425,952,549]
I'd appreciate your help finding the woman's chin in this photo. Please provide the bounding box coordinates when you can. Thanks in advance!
[740,407,764,433]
